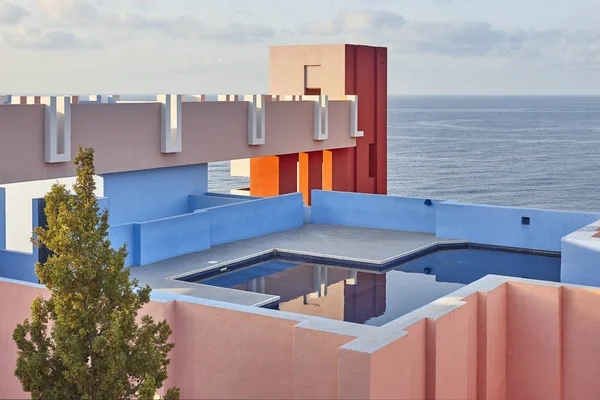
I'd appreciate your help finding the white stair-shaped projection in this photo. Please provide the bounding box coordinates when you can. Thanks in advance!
[157,94,183,153]
[346,95,363,138]
[243,95,268,145]
[8,96,72,163]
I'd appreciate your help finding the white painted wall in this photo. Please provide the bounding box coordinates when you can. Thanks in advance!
[1,176,103,252]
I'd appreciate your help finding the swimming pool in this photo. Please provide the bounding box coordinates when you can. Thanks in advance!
[198,249,560,326]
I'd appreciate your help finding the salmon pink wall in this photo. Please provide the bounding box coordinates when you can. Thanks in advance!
[0,99,356,185]
[3,276,600,399]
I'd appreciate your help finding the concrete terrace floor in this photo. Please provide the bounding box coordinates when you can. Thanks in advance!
[129,224,462,307]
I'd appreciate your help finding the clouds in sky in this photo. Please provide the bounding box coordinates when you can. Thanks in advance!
[0,0,599,94]
[0,0,29,25]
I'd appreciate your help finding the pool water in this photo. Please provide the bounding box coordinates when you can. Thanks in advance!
[199,249,560,326]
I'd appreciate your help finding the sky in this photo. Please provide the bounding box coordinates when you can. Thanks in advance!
[0,0,599,95]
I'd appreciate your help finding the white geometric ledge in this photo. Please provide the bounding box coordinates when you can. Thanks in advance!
[243,95,268,146]
[302,95,328,141]
[346,95,363,138]
[8,96,72,163]
[42,96,72,163]
[157,94,183,154]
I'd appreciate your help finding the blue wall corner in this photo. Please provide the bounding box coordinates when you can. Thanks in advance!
[0,187,5,250]
[208,193,304,246]
[310,190,440,233]
[303,206,312,224]
[136,212,211,265]
[101,164,208,225]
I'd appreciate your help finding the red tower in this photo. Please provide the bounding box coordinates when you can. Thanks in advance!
[250,44,388,202]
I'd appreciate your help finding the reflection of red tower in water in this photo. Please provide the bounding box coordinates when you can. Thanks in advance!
[344,272,387,324]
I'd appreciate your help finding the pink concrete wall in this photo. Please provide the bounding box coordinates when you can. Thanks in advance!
[4,278,600,399]
[293,326,357,399]
[370,320,427,400]
[562,286,600,400]
[0,100,355,185]
[506,283,561,400]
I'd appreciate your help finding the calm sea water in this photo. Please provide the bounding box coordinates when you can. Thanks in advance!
[208,96,600,212]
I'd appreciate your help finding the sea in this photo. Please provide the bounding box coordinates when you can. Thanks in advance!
[208,96,600,212]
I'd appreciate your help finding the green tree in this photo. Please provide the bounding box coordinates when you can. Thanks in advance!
[13,147,180,400]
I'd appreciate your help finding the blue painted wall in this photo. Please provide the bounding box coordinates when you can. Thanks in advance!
[437,201,600,252]
[561,237,600,286]
[136,212,211,265]
[189,194,250,212]
[0,250,37,282]
[0,187,5,250]
[101,164,208,225]
[109,223,137,267]
[209,193,304,246]
[311,190,440,233]
[203,192,262,201]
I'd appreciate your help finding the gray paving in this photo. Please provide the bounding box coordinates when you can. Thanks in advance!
[130,224,462,307]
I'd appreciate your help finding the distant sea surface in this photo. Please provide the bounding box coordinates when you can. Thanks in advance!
[209,96,600,212]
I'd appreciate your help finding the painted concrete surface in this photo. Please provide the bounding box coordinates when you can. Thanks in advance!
[129,224,460,306]
[101,164,208,225]
[0,98,356,185]
[437,200,600,252]
[311,190,440,233]
[4,275,600,399]
[561,219,600,285]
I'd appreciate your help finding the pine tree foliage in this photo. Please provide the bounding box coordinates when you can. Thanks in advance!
[13,147,180,400]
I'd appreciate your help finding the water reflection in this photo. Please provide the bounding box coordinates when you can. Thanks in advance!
[201,250,560,326]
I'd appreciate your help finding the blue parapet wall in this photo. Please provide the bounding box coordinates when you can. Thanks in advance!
[189,194,251,212]
[108,193,304,267]
[109,223,137,267]
[209,193,304,246]
[0,250,37,282]
[101,164,208,225]
[311,190,440,233]
[135,212,211,265]
[437,201,600,252]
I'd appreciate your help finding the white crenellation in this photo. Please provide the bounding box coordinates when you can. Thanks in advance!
[243,94,268,145]
[346,95,363,138]
[157,94,183,153]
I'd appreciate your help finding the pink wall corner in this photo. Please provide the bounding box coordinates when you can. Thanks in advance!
[370,320,427,400]
[292,326,356,399]
[506,282,561,400]
[139,299,177,396]
[0,282,49,399]
[171,301,298,399]
[338,348,371,400]
[430,301,476,400]
[478,285,507,400]
[562,286,600,400]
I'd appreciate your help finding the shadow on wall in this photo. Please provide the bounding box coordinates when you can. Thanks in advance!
[109,192,304,267]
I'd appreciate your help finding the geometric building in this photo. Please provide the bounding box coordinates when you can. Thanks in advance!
[2,44,600,399]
